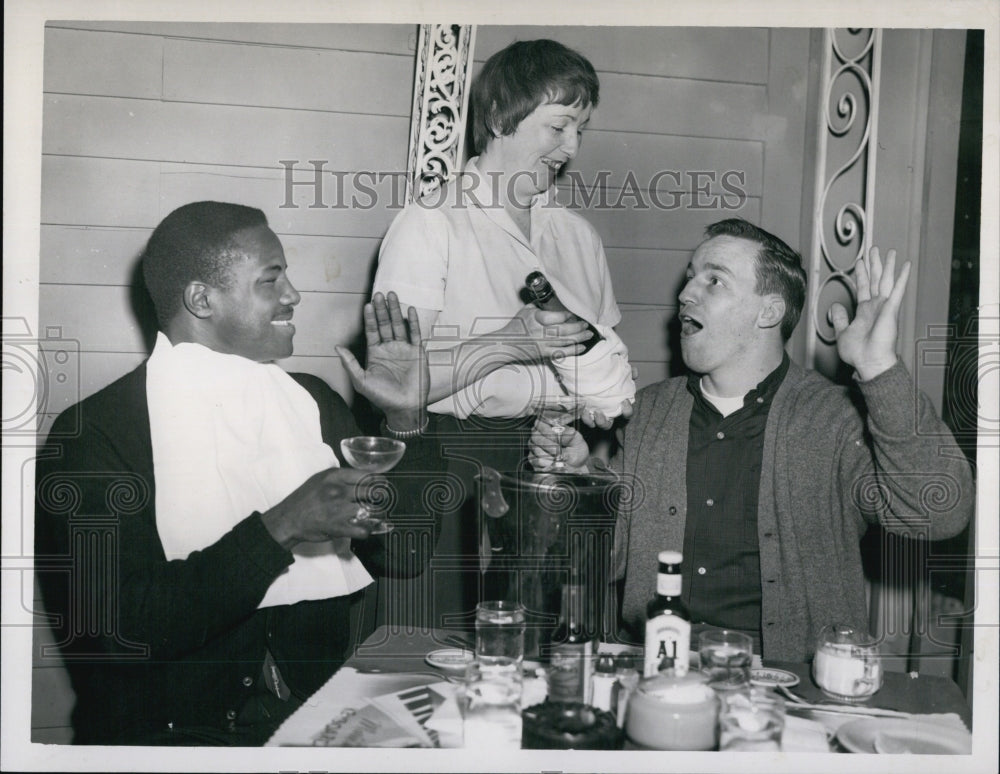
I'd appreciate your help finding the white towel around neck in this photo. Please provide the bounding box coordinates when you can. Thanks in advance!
[146,332,372,607]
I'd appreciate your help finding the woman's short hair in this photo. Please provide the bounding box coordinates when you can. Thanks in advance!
[142,201,268,329]
[470,39,599,155]
[705,218,808,342]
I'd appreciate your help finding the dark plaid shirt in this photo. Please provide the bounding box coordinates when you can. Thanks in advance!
[681,354,790,639]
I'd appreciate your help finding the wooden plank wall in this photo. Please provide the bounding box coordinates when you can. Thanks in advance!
[34,23,814,743]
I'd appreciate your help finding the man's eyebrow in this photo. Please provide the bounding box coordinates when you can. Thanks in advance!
[701,262,735,276]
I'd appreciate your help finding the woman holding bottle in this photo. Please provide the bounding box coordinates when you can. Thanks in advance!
[372,38,634,621]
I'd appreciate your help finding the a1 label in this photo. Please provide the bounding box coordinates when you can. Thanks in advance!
[643,615,690,677]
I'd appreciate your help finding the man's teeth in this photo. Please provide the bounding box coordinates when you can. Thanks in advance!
[271,320,292,326]
[680,315,703,334]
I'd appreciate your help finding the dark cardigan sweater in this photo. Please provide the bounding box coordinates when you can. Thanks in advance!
[34,362,440,744]
[613,361,975,662]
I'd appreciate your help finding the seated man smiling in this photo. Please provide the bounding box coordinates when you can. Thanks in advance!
[34,201,438,745]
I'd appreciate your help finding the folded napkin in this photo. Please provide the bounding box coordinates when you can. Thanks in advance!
[424,686,464,749]
[781,715,832,752]
[550,327,636,418]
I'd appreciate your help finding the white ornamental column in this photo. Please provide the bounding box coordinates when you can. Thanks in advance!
[805,28,883,377]
[406,24,477,203]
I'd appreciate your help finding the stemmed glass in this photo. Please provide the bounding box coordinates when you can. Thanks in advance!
[536,407,579,471]
[340,436,406,534]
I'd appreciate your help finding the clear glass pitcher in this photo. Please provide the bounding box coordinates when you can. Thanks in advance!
[475,465,620,658]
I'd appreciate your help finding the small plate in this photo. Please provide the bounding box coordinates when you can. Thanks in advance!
[750,667,801,688]
[425,648,474,673]
[837,717,971,754]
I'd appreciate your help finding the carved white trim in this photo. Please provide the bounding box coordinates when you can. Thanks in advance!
[806,28,883,369]
[406,24,477,203]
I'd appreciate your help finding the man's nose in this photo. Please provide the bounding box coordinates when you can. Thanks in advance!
[678,280,697,306]
[281,281,301,307]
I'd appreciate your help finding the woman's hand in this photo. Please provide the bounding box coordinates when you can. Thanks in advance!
[502,305,593,362]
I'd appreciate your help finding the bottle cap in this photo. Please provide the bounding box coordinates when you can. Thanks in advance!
[595,654,616,673]
[658,550,683,565]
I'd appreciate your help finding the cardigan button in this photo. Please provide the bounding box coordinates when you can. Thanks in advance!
[668,506,677,515]
[242,676,254,687]
[226,709,237,720]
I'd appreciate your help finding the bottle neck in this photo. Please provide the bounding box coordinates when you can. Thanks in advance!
[656,569,683,598]
[561,581,587,631]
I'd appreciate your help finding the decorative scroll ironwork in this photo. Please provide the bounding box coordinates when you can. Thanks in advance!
[806,29,883,373]
[406,24,477,203]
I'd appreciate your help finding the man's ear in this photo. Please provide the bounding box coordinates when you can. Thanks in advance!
[183,282,213,320]
[757,294,786,331]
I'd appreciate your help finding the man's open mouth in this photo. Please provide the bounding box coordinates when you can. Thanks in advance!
[680,313,703,337]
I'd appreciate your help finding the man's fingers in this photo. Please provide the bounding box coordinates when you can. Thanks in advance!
[879,249,898,299]
[335,345,366,387]
[385,291,409,341]
[371,292,395,342]
[362,304,381,348]
[406,303,423,346]
[886,260,911,312]
[855,255,871,303]
[828,303,850,336]
[867,246,883,297]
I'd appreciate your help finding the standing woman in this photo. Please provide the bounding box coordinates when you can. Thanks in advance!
[373,39,634,625]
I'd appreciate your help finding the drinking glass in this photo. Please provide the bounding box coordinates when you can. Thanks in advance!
[340,436,405,534]
[698,629,753,692]
[462,601,526,749]
[475,600,526,669]
[536,407,578,470]
[718,687,785,751]
[460,661,523,749]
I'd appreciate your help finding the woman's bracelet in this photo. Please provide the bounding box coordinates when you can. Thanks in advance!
[381,415,430,439]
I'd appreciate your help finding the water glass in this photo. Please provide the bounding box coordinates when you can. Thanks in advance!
[718,688,785,752]
[698,629,753,692]
[460,661,523,749]
[475,601,526,668]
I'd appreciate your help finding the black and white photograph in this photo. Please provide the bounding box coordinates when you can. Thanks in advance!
[3,0,997,771]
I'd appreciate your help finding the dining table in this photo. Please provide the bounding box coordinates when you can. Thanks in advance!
[266,625,973,753]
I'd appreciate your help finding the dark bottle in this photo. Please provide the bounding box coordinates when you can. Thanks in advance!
[643,550,691,678]
[525,271,603,354]
[548,568,595,703]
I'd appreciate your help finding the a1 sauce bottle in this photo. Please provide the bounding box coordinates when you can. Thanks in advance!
[643,550,691,678]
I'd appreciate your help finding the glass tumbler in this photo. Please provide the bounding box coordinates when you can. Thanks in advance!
[718,688,785,752]
[698,629,753,692]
